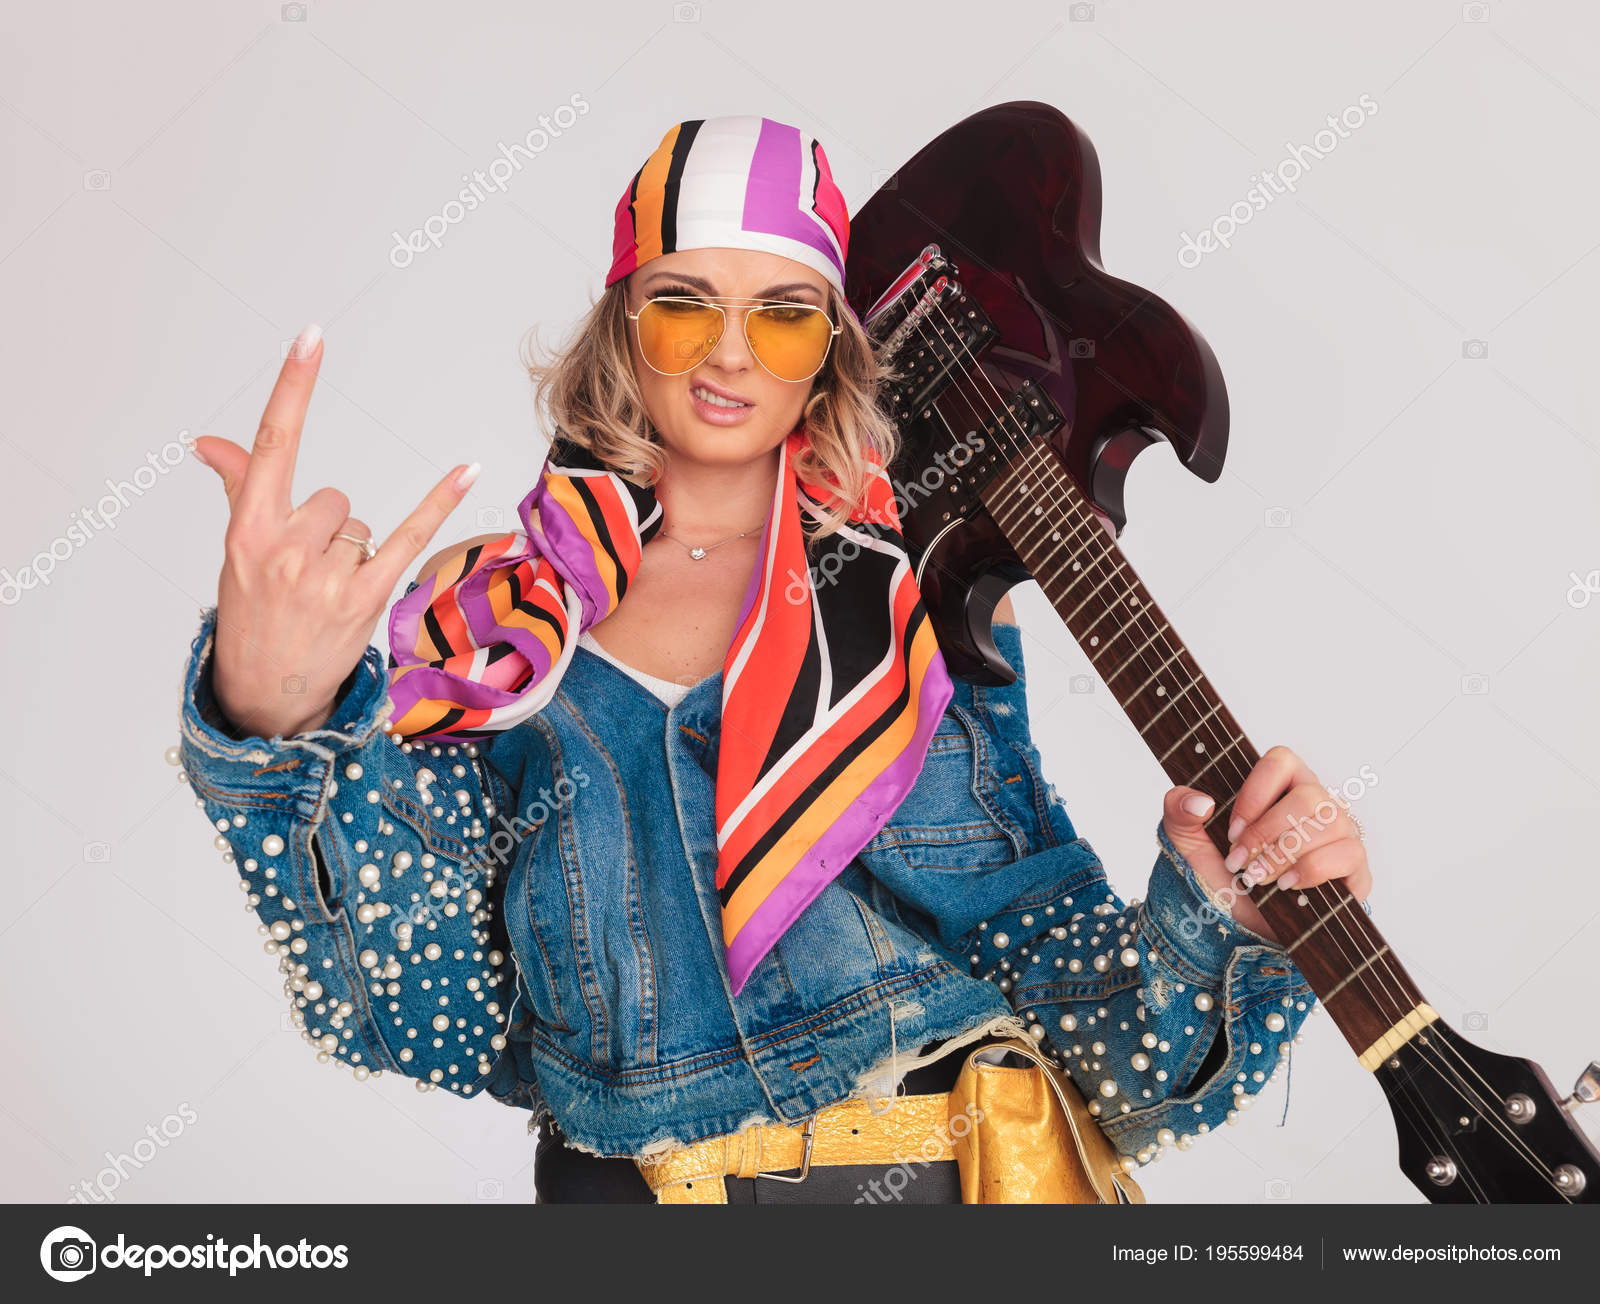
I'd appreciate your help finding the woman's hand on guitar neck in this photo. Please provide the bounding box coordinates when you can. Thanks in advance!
[1161,745,1372,945]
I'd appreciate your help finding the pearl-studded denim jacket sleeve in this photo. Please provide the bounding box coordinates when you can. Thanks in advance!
[855,621,1319,1166]
[174,605,538,1111]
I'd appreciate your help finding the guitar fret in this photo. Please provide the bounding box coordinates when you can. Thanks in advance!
[1139,672,1207,733]
[1321,946,1391,1002]
[1286,895,1362,952]
[1103,624,1177,683]
[1178,732,1246,787]
[1158,699,1225,764]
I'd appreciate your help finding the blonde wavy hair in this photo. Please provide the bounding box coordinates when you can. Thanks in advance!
[520,281,900,543]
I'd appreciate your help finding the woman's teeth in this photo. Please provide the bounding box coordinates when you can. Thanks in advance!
[692,386,748,409]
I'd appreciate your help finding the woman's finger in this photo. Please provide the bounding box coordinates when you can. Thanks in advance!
[1253,835,1367,897]
[236,323,323,525]
[1224,745,1319,849]
[190,436,252,509]
[1229,781,1354,880]
[361,462,481,596]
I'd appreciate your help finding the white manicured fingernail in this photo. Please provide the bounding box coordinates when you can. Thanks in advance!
[291,322,322,358]
[1277,870,1301,890]
[1181,793,1213,818]
[453,462,481,491]
[1227,816,1245,843]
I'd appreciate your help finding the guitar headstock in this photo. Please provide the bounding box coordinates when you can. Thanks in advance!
[1374,1021,1598,1202]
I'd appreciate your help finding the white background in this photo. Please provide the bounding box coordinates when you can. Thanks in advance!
[2,0,1597,1204]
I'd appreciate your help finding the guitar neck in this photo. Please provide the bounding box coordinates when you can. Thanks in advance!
[980,452,1432,1067]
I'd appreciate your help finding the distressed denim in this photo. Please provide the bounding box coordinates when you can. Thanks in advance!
[176,606,1316,1166]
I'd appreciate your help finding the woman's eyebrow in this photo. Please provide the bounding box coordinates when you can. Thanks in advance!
[642,272,822,300]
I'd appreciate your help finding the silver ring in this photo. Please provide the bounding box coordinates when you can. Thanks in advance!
[334,531,377,563]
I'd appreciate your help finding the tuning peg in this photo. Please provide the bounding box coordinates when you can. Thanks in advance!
[1562,1061,1600,1111]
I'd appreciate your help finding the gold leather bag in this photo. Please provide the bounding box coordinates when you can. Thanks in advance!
[947,1035,1145,1204]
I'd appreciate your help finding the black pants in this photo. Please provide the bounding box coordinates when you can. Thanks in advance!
[534,1046,971,1204]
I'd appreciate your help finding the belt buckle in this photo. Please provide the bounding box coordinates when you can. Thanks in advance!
[754,1113,817,1183]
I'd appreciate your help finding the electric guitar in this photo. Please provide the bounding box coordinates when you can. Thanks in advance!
[845,100,1600,1203]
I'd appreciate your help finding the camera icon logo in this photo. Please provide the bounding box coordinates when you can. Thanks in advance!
[1067,338,1096,359]
[1461,338,1489,359]
[83,841,111,863]
[41,1226,98,1281]
[1463,1011,1490,1032]
[1264,1178,1292,1200]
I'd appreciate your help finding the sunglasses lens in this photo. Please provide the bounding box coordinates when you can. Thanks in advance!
[746,304,834,382]
[636,299,724,374]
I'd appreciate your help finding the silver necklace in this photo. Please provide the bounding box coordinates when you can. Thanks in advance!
[657,520,765,561]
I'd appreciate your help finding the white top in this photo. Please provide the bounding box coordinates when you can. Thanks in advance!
[578,628,693,708]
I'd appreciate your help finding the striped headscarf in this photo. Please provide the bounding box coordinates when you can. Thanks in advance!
[605,115,850,296]
[384,116,953,996]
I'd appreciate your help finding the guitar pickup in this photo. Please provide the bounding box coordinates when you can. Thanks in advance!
[974,377,1064,454]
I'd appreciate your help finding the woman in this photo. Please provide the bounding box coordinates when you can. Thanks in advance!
[175,115,1371,1204]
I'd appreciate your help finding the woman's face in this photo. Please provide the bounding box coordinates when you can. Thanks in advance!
[624,247,833,469]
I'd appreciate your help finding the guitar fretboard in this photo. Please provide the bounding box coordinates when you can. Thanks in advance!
[979,448,1426,1062]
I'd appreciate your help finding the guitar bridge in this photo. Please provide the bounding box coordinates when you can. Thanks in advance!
[864,244,997,420]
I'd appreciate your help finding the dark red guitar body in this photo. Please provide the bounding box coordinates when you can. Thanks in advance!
[846,100,1228,684]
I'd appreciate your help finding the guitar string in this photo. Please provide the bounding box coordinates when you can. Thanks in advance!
[907,292,1570,1196]
[907,286,1572,1196]
[888,286,1571,1195]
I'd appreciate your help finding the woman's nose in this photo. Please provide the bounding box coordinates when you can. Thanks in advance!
[705,306,755,371]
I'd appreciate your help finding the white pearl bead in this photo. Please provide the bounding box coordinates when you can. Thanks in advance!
[1120,947,1140,967]
[1156,1128,1176,1147]
[1131,1053,1149,1072]
[165,746,182,765]
[1193,992,1214,1012]
[1099,1079,1117,1098]
[1059,1014,1078,1032]
[261,834,284,857]
[992,931,1010,949]
[345,762,363,780]
[358,863,380,889]
[1264,1011,1286,1031]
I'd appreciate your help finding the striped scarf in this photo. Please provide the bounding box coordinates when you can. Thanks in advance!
[385,428,954,995]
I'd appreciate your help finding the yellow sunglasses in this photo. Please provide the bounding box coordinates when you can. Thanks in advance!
[626,295,842,383]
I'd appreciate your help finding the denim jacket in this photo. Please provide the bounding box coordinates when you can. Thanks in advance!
[175,604,1317,1167]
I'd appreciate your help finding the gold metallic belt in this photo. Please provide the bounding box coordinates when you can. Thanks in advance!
[632,1091,956,1204]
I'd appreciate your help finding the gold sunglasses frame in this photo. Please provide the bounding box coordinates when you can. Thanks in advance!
[624,294,843,383]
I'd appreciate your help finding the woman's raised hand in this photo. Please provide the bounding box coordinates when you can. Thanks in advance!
[191,324,479,740]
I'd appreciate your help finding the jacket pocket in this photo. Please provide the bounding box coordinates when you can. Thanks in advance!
[864,702,1022,872]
